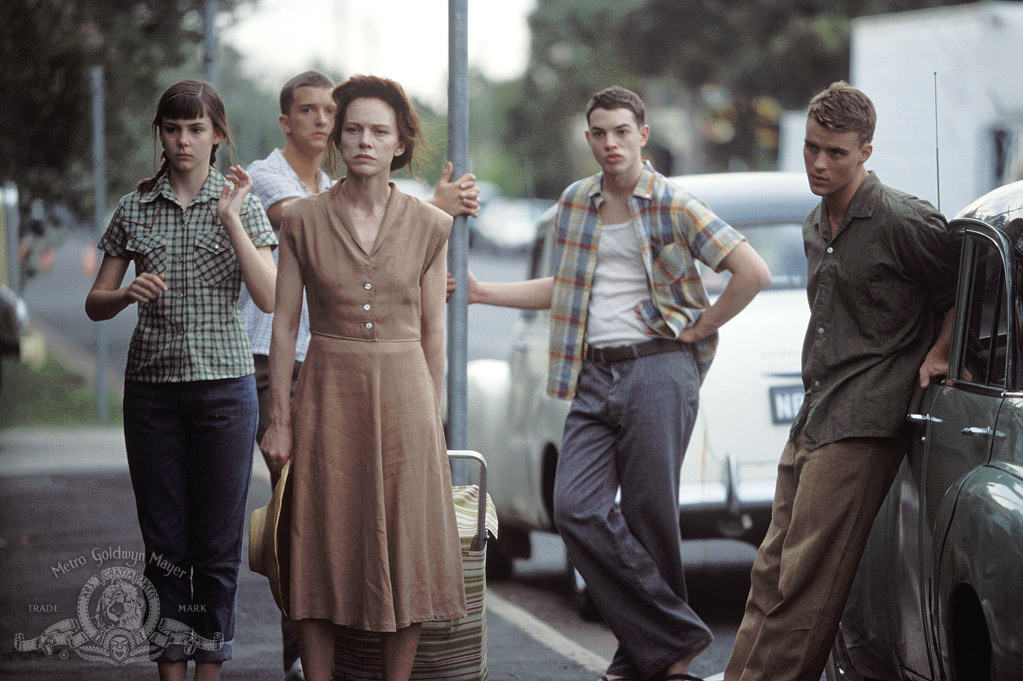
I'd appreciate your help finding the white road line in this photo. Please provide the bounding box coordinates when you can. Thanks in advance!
[487,590,610,674]
[487,590,728,681]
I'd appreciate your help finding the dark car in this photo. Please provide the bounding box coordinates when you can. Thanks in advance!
[826,180,1023,680]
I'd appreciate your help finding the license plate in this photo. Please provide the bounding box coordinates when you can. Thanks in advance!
[770,385,804,424]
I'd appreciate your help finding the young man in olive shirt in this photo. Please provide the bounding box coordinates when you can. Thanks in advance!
[724,82,958,681]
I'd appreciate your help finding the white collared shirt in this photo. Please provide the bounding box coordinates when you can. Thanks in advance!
[238,149,334,360]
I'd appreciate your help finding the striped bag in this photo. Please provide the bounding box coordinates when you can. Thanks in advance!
[334,451,498,681]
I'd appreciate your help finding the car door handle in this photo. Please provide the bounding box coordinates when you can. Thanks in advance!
[961,426,992,437]
[907,413,943,424]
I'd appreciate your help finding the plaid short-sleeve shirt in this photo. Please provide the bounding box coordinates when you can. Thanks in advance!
[547,162,746,398]
[98,167,277,382]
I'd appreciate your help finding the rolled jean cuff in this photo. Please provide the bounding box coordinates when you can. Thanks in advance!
[152,638,233,663]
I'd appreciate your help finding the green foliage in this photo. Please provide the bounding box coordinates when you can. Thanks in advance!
[0,0,253,257]
[0,354,121,428]
[494,0,977,195]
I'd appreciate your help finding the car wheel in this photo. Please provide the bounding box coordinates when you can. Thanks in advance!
[564,551,602,622]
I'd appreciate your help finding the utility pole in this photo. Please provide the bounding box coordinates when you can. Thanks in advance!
[446,0,470,484]
[91,66,108,422]
[203,0,218,85]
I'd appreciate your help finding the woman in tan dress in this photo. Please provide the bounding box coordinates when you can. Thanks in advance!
[261,75,466,681]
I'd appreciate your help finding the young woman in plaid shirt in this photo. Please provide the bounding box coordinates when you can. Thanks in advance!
[86,80,277,681]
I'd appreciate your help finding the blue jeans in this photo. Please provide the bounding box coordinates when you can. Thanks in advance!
[123,376,257,663]
[554,350,713,680]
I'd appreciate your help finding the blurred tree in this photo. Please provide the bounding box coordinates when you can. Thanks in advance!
[468,71,533,198]
[500,0,977,195]
[0,0,252,280]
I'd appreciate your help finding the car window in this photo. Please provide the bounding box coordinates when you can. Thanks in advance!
[958,236,1008,388]
[528,228,547,279]
[701,222,806,294]
[529,218,560,280]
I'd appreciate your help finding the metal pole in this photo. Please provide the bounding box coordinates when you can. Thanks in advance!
[446,0,469,484]
[91,66,108,422]
[202,0,218,85]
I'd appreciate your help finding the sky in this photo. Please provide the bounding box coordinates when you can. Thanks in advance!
[222,0,536,109]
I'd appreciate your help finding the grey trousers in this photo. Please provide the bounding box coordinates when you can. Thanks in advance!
[553,350,713,680]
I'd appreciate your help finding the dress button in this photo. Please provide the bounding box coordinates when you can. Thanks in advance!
[364,283,372,290]
[365,322,373,330]
[363,303,371,311]
[178,293,184,299]
[817,327,824,334]
[826,247,834,254]
[813,380,821,387]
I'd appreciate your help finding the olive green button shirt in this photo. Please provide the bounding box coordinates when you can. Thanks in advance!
[98,168,277,383]
[792,172,958,450]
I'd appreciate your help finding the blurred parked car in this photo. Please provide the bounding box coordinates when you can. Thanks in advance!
[825,180,1023,681]
[466,172,818,596]
[392,176,500,233]
[0,283,28,389]
[470,197,550,252]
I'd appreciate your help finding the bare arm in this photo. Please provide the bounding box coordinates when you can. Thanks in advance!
[427,161,480,218]
[678,241,771,343]
[264,200,286,230]
[218,165,277,312]
[259,224,303,471]
[422,242,448,404]
[85,254,168,321]
[466,269,553,310]
[264,197,302,230]
[919,308,955,388]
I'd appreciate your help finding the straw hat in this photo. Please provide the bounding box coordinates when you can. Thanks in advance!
[248,460,291,616]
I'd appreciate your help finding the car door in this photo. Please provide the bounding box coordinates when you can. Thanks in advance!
[914,224,1009,672]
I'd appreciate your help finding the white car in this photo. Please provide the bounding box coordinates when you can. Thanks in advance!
[466,172,818,598]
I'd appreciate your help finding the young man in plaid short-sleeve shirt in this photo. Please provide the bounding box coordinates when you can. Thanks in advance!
[468,86,771,681]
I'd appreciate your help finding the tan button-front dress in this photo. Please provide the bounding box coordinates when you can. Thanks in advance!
[279,182,466,631]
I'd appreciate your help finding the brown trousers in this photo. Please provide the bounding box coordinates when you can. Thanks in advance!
[725,431,905,681]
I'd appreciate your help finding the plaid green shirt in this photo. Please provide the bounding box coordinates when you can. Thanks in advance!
[99,168,277,383]
[548,162,745,398]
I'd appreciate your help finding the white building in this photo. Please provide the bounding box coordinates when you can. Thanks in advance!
[781,2,1023,215]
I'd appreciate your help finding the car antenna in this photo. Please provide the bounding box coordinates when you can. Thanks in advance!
[933,71,941,212]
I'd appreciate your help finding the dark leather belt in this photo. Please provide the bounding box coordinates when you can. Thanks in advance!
[583,338,685,363]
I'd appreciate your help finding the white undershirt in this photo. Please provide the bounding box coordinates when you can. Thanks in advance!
[585,220,653,348]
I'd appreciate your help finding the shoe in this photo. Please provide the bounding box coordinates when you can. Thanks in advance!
[283,658,305,681]
[665,675,703,681]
